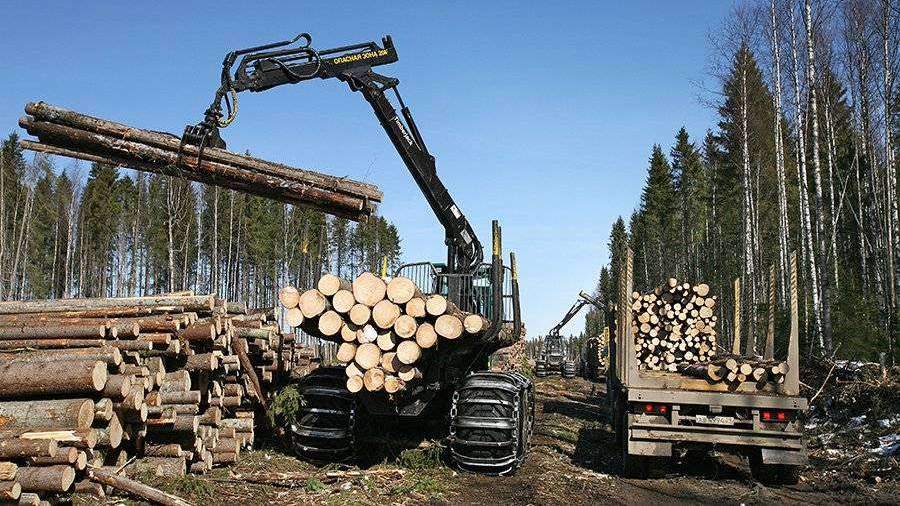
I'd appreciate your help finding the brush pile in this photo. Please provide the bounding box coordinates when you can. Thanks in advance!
[0,293,312,503]
[18,101,382,222]
[280,272,517,394]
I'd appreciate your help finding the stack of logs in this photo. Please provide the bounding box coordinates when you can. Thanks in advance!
[631,279,718,372]
[280,272,514,394]
[0,293,311,503]
[18,101,382,222]
[630,279,790,389]
[678,357,791,386]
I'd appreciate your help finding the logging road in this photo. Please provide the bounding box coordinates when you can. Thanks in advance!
[136,376,898,505]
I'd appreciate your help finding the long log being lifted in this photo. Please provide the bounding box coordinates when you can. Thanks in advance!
[19,101,382,221]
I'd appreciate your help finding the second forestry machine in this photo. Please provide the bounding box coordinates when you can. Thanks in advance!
[536,292,600,378]
[182,33,533,475]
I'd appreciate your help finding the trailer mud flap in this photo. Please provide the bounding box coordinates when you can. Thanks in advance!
[628,438,672,457]
[760,447,807,465]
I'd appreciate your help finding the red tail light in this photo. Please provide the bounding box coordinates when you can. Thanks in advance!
[639,403,670,415]
[761,410,792,422]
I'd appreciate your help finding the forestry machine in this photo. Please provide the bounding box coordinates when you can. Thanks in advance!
[182,33,533,475]
[536,292,600,378]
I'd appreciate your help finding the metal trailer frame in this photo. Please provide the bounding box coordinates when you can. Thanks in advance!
[609,249,808,469]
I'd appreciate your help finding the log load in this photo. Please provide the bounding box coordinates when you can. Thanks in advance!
[282,273,520,394]
[630,279,718,372]
[631,279,788,390]
[18,101,382,221]
[0,291,319,503]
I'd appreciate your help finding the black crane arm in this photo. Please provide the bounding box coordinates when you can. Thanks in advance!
[182,33,483,274]
[548,291,605,337]
[548,298,589,337]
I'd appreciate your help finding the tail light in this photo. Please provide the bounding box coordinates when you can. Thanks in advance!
[761,410,792,422]
[640,403,669,415]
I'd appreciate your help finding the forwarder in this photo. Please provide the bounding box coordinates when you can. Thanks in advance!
[536,293,596,378]
[182,33,534,475]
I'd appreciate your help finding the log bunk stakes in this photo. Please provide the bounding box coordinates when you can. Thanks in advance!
[0,293,317,503]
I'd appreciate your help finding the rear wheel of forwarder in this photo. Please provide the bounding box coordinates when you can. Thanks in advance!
[289,366,356,462]
[749,450,801,485]
[449,371,534,475]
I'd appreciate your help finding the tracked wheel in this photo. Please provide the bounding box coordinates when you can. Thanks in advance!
[562,360,577,378]
[289,366,356,462]
[449,371,534,475]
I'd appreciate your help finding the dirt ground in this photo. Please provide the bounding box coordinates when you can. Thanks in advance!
[121,376,900,506]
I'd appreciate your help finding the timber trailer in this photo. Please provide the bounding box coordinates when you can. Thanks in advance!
[608,249,807,483]
[182,33,534,475]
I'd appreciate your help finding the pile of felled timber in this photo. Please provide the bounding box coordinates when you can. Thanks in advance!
[280,272,517,394]
[18,101,382,221]
[678,356,791,387]
[630,279,718,371]
[0,293,310,503]
[630,279,790,389]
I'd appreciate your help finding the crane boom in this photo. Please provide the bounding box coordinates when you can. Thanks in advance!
[182,33,483,274]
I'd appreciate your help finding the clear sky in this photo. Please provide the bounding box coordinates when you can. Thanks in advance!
[0,1,732,336]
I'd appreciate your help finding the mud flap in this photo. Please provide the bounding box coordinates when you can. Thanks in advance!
[628,439,672,457]
[760,447,807,466]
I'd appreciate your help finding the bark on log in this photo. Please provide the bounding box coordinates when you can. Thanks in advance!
[19,117,376,221]
[0,399,94,430]
[0,438,56,459]
[0,359,107,397]
[24,101,381,202]
[88,466,192,506]
[16,465,75,493]
[0,324,106,340]
[0,480,20,501]
[0,294,215,315]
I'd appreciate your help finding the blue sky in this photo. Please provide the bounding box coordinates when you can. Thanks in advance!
[0,1,732,336]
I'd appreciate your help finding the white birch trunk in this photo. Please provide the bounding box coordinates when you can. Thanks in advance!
[805,0,833,352]
[790,3,823,344]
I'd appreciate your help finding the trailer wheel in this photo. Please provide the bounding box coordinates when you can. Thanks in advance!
[749,452,801,485]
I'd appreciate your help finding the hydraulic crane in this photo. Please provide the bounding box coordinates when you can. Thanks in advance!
[182,33,531,475]
[536,292,601,378]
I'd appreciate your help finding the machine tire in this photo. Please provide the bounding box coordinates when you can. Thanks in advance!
[449,371,534,475]
[289,367,356,462]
